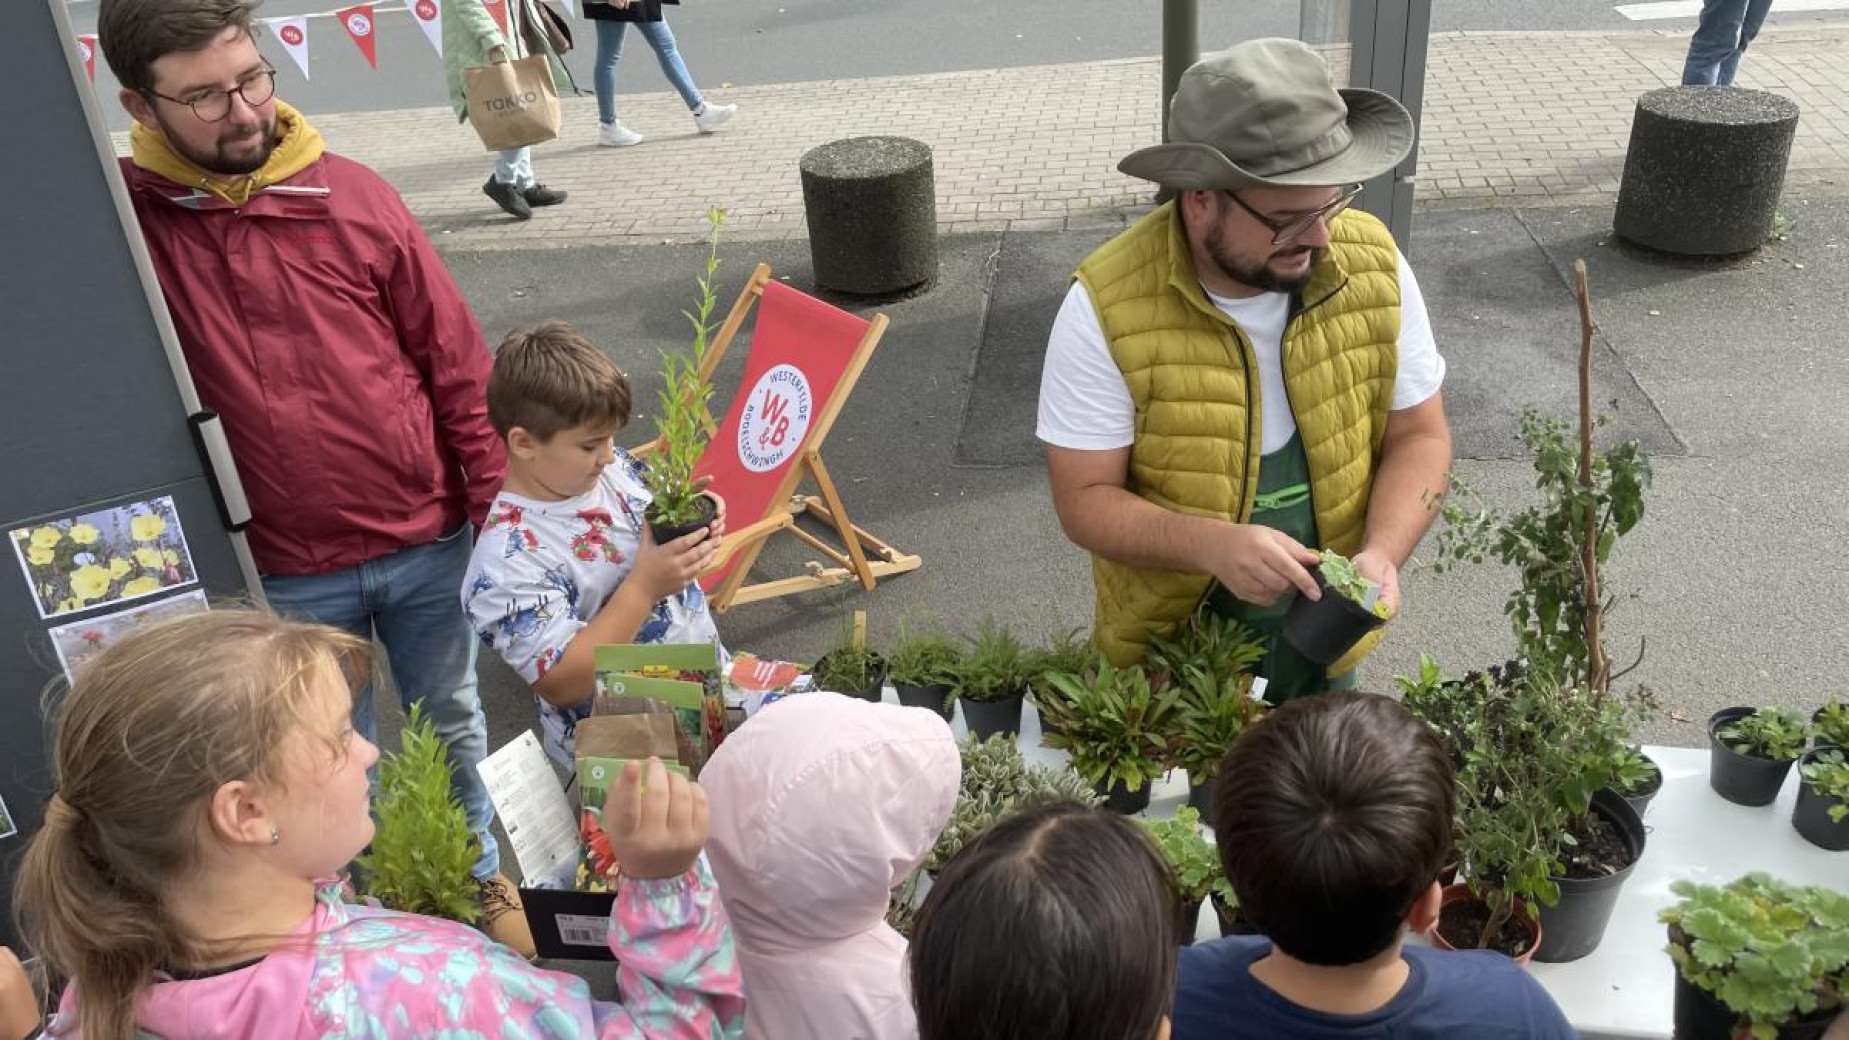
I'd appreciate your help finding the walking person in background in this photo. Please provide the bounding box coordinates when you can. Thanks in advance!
[442,0,574,219]
[1683,0,1775,85]
[585,0,736,147]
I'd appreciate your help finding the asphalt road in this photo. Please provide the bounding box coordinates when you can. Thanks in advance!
[63,0,1820,130]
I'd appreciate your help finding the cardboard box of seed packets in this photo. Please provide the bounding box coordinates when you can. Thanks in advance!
[593,642,730,774]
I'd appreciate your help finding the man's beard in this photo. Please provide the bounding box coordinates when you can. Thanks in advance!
[1205,220,1319,295]
[157,111,276,177]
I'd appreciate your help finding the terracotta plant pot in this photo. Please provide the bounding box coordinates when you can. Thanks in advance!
[1708,706,1798,807]
[645,491,720,546]
[1429,883,1541,965]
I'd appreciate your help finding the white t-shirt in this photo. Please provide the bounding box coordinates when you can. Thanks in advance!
[1036,254,1446,454]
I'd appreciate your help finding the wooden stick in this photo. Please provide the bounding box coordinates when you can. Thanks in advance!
[1574,260,1609,699]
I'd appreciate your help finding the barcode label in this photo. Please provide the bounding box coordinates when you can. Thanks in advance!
[555,914,610,949]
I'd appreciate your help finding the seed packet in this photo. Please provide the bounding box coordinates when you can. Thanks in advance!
[595,643,728,771]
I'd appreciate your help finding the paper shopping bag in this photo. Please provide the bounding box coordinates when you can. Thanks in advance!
[464,54,560,151]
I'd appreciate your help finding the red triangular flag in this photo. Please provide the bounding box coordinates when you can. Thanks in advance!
[77,35,98,82]
[336,5,378,68]
[482,0,510,39]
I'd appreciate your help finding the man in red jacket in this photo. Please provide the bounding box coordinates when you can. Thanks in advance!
[98,0,533,956]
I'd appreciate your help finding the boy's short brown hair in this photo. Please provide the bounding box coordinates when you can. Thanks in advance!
[1214,690,1455,966]
[98,0,259,95]
[488,322,632,441]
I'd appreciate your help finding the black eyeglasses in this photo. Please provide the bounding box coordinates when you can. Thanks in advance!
[1221,185,1363,246]
[146,66,277,123]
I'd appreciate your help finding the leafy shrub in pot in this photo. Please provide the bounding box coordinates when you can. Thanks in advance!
[954,619,1028,740]
[1815,697,1849,750]
[1709,706,1809,807]
[888,620,962,718]
[1142,807,1223,946]
[1037,661,1178,814]
[924,734,1098,873]
[358,706,482,924]
[1792,748,1849,851]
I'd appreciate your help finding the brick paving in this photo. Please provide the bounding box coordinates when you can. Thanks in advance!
[143,23,1849,247]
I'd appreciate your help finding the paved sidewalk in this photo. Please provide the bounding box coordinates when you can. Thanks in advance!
[256,23,1849,246]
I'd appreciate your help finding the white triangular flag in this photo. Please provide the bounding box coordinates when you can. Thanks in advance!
[269,16,311,81]
[408,0,444,57]
[548,0,572,21]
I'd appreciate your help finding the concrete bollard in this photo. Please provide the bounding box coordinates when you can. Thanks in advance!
[799,136,938,295]
[1614,86,1799,256]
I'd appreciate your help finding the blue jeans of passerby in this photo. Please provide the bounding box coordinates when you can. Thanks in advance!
[263,522,500,882]
[595,18,705,125]
[1683,0,1775,86]
[494,146,533,188]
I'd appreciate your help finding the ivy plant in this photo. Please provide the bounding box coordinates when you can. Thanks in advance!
[1660,873,1849,1040]
[358,705,482,924]
[1799,749,1849,824]
[642,207,726,527]
[1719,708,1811,762]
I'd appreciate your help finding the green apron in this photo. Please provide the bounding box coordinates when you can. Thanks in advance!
[1206,431,1358,704]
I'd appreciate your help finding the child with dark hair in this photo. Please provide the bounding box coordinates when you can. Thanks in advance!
[908,801,1177,1040]
[1173,690,1576,1039]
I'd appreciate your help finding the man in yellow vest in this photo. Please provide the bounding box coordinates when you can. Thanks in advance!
[1039,39,1453,702]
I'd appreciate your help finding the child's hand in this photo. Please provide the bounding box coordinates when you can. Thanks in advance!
[690,478,728,541]
[0,946,40,1040]
[632,523,720,601]
[601,758,707,881]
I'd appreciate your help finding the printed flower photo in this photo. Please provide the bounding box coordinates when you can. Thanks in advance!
[48,589,210,682]
[9,496,199,619]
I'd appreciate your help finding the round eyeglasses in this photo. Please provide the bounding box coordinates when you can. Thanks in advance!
[146,67,278,123]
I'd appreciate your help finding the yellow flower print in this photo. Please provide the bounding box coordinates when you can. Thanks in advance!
[69,523,100,545]
[30,526,62,550]
[27,546,55,567]
[108,558,132,579]
[134,547,164,569]
[131,514,168,542]
[70,565,112,602]
[162,549,180,566]
[57,598,79,614]
[121,576,162,597]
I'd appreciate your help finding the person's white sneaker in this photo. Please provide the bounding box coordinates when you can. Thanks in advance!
[693,103,736,134]
[597,122,644,147]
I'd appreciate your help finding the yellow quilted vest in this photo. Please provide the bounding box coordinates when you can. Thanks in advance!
[1073,202,1401,673]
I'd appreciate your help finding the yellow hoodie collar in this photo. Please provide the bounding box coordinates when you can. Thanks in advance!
[130,100,325,207]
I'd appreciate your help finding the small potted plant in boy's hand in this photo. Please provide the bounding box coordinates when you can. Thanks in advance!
[954,619,1029,741]
[642,207,727,545]
[812,612,888,703]
[1792,747,1849,851]
[887,619,962,719]
[1142,806,1223,946]
[1660,873,1849,1040]
[1815,696,1849,751]
[1282,548,1392,666]
[1709,705,1810,807]
[1037,660,1178,814]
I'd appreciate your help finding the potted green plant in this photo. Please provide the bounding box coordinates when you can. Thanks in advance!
[1037,660,1179,814]
[641,207,726,544]
[1792,747,1849,851]
[954,619,1029,741]
[1660,873,1849,1040]
[888,619,962,719]
[1025,627,1099,739]
[1169,667,1267,815]
[1281,548,1391,666]
[1142,806,1222,946]
[1814,696,1849,750]
[924,734,1099,874]
[1709,706,1810,807]
[1209,874,1250,938]
[358,706,482,925]
[812,613,888,703]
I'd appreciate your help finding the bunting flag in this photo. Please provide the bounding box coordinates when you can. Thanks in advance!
[482,0,510,38]
[269,17,312,80]
[337,4,378,68]
[76,35,98,82]
[549,0,572,21]
[409,0,444,57]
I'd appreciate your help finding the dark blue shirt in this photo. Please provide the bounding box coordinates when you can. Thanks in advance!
[1173,936,1579,1039]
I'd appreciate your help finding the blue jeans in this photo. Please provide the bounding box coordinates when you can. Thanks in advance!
[595,18,704,125]
[1683,0,1774,86]
[494,147,533,188]
[263,523,499,881]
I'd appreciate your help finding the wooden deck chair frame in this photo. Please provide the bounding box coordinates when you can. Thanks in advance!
[636,262,921,613]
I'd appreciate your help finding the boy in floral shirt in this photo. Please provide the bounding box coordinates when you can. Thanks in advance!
[465,322,725,767]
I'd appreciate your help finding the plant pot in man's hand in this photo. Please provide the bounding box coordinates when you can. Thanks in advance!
[1282,570,1388,666]
[646,491,720,547]
[1708,706,1806,807]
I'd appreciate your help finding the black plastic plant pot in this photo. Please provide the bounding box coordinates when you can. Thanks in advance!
[1186,773,1218,816]
[1620,751,1665,819]
[894,681,954,720]
[1672,968,1839,1040]
[1212,893,1259,938]
[1098,777,1152,815]
[1708,706,1798,807]
[646,491,720,546]
[815,651,887,703]
[1534,790,1647,963]
[1174,896,1204,947]
[1281,571,1386,666]
[1792,748,1849,851]
[961,691,1023,742]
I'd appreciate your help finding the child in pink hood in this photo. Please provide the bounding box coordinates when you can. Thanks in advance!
[701,692,961,1040]
[15,609,745,1040]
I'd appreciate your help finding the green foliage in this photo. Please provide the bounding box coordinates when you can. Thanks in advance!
[1144,612,1267,689]
[642,207,726,527]
[886,868,924,939]
[1611,745,1659,797]
[1815,698,1849,748]
[1719,708,1811,763]
[1316,549,1390,618]
[887,619,965,687]
[1037,661,1179,794]
[1660,874,1849,1040]
[1433,409,1651,695]
[1143,806,1224,906]
[1799,750,1849,824]
[1168,665,1268,779]
[1024,627,1100,698]
[358,706,481,924]
[925,734,1099,873]
[954,618,1028,702]
[812,615,885,691]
